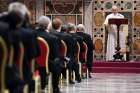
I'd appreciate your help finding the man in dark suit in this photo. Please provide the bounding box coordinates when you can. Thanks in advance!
[0,20,10,46]
[67,23,83,83]
[19,16,40,93]
[36,16,62,93]
[67,23,85,63]
[60,25,76,84]
[0,2,29,93]
[2,2,40,93]
[76,24,94,78]
[0,20,11,93]
[50,23,78,84]
[50,19,81,84]
[0,19,24,93]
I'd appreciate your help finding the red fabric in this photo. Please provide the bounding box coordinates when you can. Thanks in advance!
[59,42,66,57]
[93,61,140,73]
[34,70,40,77]
[36,40,49,67]
[80,43,87,61]
[80,52,85,61]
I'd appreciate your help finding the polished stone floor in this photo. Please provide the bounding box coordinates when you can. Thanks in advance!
[59,73,140,93]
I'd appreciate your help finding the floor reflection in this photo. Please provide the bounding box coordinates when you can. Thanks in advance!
[60,73,140,93]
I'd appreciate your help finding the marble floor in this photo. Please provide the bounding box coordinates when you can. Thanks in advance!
[59,73,140,93]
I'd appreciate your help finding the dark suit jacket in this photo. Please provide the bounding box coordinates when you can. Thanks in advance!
[70,33,84,53]
[50,30,78,60]
[76,32,93,65]
[76,32,93,53]
[59,32,76,58]
[36,28,63,74]
[0,14,25,93]
[0,21,9,42]
[36,28,60,61]
[18,27,40,83]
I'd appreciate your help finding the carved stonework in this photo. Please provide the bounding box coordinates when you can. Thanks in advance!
[134,12,140,27]
[94,39,103,54]
[52,0,77,4]
[134,39,140,54]
[53,3,75,14]
[24,0,36,23]
[94,12,104,27]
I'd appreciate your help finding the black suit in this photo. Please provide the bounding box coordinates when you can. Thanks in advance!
[18,27,40,92]
[49,30,77,59]
[49,31,80,82]
[0,13,28,93]
[0,21,10,44]
[70,33,85,62]
[69,33,86,81]
[0,21,10,91]
[36,28,62,93]
[76,32,94,73]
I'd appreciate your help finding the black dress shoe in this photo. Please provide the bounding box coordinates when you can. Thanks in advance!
[53,87,62,93]
[77,78,81,83]
[69,80,75,84]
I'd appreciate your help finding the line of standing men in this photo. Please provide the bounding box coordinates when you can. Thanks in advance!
[35,16,94,93]
[0,2,94,93]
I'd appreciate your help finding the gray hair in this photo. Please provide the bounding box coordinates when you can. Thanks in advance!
[77,24,85,32]
[8,2,28,17]
[37,16,51,27]
[67,23,76,32]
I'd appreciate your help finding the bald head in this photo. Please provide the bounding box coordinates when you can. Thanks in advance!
[112,5,118,14]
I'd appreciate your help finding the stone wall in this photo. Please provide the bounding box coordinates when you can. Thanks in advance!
[92,0,140,61]
[0,0,140,61]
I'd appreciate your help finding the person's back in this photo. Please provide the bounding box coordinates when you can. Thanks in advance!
[36,16,62,93]
[76,24,94,78]
[0,20,10,91]
[0,20,10,45]
[70,33,84,52]
[36,28,60,60]
[61,32,77,58]
[0,9,26,93]
[76,31,93,54]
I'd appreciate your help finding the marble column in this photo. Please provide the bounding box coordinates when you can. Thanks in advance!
[84,0,93,37]
[35,0,44,21]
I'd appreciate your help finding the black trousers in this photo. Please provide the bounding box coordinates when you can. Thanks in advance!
[87,52,93,72]
[38,67,47,89]
[6,65,25,93]
[49,59,63,93]
[23,61,35,93]
[66,58,81,82]
[72,61,81,81]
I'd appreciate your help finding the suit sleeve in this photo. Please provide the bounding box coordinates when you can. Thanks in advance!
[87,35,94,52]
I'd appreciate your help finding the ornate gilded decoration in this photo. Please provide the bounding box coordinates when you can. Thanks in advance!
[134,39,140,54]
[94,39,103,54]
[94,12,104,27]
[53,3,75,14]
[134,12,140,27]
